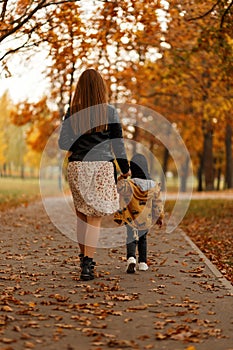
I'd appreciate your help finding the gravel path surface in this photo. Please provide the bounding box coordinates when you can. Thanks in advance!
[0,200,232,350]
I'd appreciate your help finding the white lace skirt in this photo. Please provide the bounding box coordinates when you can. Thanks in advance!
[67,161,119,216]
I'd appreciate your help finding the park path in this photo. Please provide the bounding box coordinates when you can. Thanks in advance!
[165,190,233,200]
[0,197,232,350]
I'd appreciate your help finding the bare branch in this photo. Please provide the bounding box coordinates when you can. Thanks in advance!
[0,40,42,62]
[186,0,221,21]
[0,0,47,43]
[0,19,48,62]
[43,0,80,6]
[220,0,233,28]
[0,0,8,21]
[0,0,80,43]
[140,91,178,98]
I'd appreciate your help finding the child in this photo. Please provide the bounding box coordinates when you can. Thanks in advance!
[114,153,164,273]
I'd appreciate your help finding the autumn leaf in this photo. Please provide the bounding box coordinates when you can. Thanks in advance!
[126,305,148,311]
[1,339,16,344]
[49,294,69,302]
[1,306,13,312]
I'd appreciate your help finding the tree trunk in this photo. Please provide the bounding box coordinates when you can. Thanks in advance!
[180,155,189,192]
[3,163,6,176]
[225,123,233,188]
[149,142,155,177]
[203,130,214,190]
[216,168,221,191]
[8,163,12,177]
[161,147,169,191]
[132,125,140,154]
[20,164,25,179]
[197,154,203,191]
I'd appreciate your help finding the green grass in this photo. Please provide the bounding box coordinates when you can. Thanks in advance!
[0,177,41,210]
[0,177,71,210]
[1,176,232,217]
[181,199,233,220]
[165,198,233,218]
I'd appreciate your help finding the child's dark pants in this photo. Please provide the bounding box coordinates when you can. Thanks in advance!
[126,226,148,263]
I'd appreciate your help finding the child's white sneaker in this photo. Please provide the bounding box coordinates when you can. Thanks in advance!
[138,262,149,271]
[126,257,136,274]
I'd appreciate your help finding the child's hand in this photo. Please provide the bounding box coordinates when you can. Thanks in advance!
[117,174,125,181]
[156,218,163,228]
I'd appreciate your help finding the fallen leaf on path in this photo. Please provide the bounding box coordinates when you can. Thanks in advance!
[1,306,13,312]
[55,323,75,329]
[1,339,15,344]
[92,341,105,346]
[81,327,99,335]
[126,305,148,311]
[110,310,123,316]
[107,339,138,348]
[159,258,168,265]
[137,334,150,340]
[154,321,166,329]
[49,294,69,302]
[155,332,167,340]
[12,325,21,332]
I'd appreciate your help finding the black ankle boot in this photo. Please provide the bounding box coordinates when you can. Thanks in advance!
[79,253,96,271]
[79,253,84,267]
[80,256,94,281]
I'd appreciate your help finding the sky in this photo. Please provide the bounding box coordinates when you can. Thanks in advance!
[0,0,168,104]
[0,51,50,103]
[0,0,95,104]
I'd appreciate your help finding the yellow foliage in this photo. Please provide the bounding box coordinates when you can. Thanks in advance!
[24,149,41,169]
[0,131,7,164]
[16,0,31,15]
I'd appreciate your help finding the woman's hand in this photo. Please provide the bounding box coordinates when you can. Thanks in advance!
[66,151,73,158]
[121,170,131,179]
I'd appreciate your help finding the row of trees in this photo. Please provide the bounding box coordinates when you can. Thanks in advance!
[1,0,233,190]
[0,93,41,177]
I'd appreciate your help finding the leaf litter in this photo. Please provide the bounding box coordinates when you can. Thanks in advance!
[0,201,232,348]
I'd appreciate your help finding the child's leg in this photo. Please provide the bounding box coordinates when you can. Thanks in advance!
[126,226,137,273]
[138,230,148,263]
[126,226,137,259]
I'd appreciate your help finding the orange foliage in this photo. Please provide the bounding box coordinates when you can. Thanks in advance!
[4,1,232,188]
[10,97,59,152]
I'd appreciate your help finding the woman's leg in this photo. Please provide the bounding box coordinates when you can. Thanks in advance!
[84,216,102,258]
[76,211,87,255]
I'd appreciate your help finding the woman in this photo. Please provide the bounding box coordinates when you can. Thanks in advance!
[58,69,130,281]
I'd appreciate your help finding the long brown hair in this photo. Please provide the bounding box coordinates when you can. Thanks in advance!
[70,69,108,134]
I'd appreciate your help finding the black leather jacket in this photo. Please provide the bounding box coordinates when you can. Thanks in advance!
[58,104,129,174]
